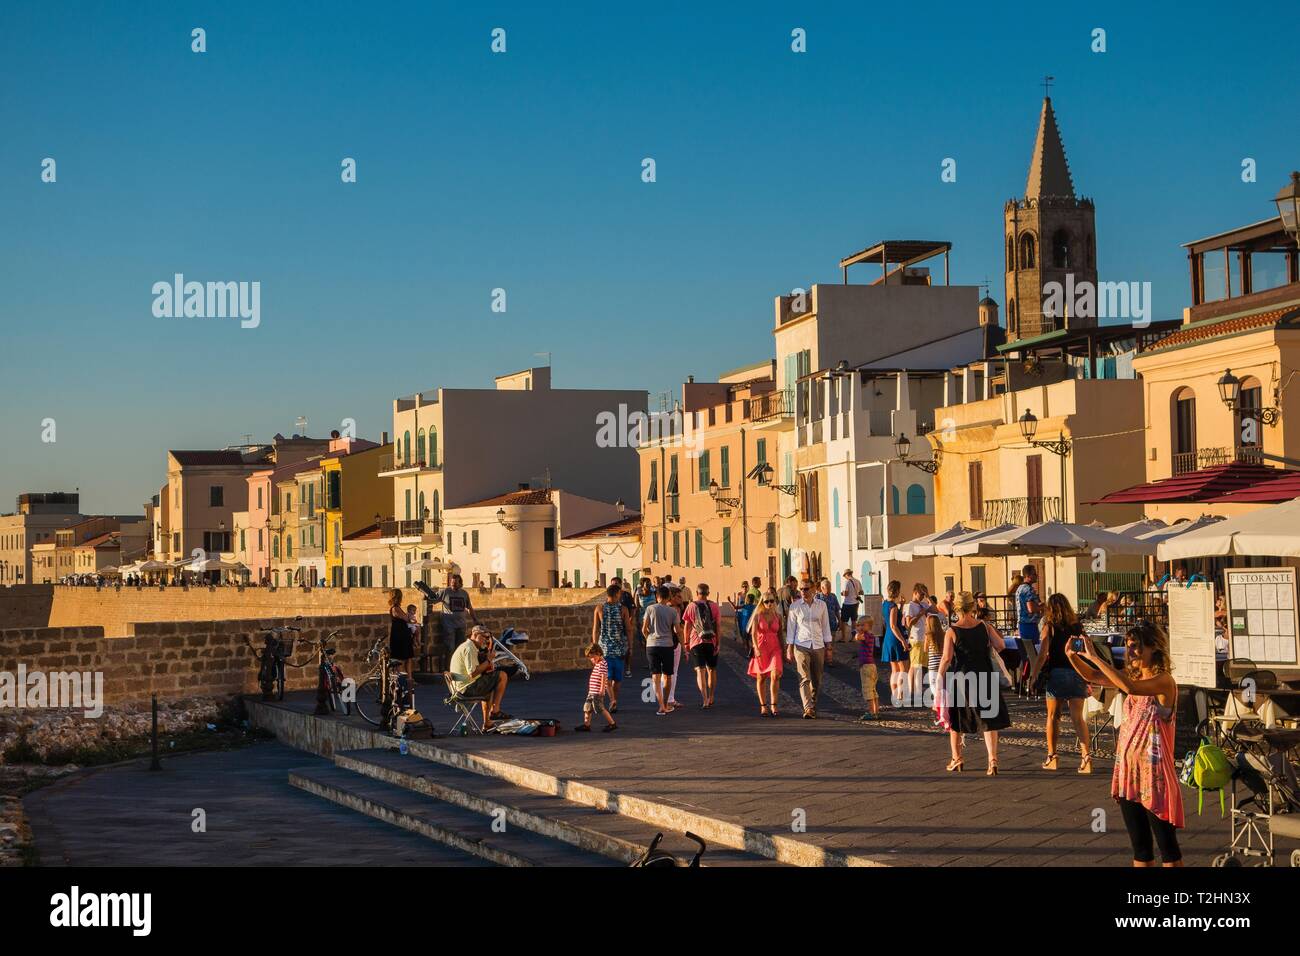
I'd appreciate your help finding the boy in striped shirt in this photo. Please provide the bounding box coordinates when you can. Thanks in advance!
[576,642,618,732]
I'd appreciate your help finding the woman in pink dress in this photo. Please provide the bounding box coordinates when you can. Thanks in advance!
[1067,620,1184,866]
[747,592,784,717]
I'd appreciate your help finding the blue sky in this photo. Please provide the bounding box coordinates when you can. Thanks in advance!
[2,1,1297,513]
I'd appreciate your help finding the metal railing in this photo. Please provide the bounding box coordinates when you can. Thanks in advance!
[377,454,440,473]
[745,389,793,423]
[982,496,1061,526]
[379,518,443,539]
[1077,571,1147,604]
[1171,445,1262,476]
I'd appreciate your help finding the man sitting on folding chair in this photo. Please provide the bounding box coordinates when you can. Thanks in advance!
[447,625,510,732]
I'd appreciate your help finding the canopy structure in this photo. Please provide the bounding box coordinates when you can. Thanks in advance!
[404,558,457,572]
[188,557,247,573]
[875,523,968,562]
[951,521,1158,559]
[1131,514,1225,547]
[1156,499,1300,561]
[135,560,172,573]
[1205,473,1300,504]
[1088,461,1283,505]
[912,523,1020,558]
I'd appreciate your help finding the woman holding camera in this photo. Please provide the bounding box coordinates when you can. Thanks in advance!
[1029,593,1091,773]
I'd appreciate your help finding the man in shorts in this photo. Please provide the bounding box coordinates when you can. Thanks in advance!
[682,583,721,708]
[641,584,682,715]
[448,625,509,730]
[840,569,862,642]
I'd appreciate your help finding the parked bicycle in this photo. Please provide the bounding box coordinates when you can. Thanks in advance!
[244,619,303,701]
[300,629,350,716]
[350,634,393,727]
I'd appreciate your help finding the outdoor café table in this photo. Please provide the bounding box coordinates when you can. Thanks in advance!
[1223,686,1300,729]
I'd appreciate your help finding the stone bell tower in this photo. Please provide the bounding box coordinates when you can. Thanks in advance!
[1003,89,1097,340]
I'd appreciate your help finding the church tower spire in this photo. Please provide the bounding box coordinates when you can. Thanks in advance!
[1025,97,1075,200]
[1003,88,1097,341]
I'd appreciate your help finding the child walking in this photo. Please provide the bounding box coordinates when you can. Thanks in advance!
[855,616,879,721]
[576,642,617,732]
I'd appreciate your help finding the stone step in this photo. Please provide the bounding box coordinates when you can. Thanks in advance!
[333,748,777,866]
[288,766,619,867]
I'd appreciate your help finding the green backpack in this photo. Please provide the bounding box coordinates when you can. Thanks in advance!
[1180,737,1233,815]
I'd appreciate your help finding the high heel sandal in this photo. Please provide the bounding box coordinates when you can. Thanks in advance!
[987,761,999,776]
[946,758,964,772]
[1078,753,1093,774]
[1041,753,1058,771]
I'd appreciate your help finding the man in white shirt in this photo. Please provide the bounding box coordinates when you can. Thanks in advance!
[786,580,832,718]
[840,569,863,642]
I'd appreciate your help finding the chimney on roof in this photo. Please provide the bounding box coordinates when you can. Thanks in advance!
[518,482,529,491]
[382,430,389,445]
[330,429,341,439]
[687,375,695,384]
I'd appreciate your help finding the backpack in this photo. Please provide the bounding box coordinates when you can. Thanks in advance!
[1179,737,1232,815]
[693,601,716,641]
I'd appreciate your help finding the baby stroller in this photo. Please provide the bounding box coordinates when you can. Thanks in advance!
[630,832,707,867]
[1210,727,1300,867]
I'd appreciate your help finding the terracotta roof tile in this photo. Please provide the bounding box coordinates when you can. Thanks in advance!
[566,515,642,539]
[1144,305,1300,352]
[458,489,555,509]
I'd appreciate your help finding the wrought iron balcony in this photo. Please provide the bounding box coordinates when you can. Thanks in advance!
[745,389,794,423]
[981,496,1062,526]
[1171,445,1262,477]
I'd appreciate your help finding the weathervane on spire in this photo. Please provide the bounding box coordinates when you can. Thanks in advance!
[1042,75,1054,98]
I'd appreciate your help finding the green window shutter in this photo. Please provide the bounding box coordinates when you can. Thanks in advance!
[698,451,710,491]
[695,530,703,567]
[720,446,729,486]
[722,528,731,566]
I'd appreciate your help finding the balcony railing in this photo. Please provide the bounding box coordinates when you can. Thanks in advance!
[981,496,1062,526]
[1171,445,1262,477]
[745,389,793,423]
[377,454,441,474]
[379,518,443,540]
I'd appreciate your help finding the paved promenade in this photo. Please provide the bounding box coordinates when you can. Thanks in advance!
[23,641,1237,866]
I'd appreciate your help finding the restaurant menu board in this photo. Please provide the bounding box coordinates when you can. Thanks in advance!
[1224,567,1299,665]
[1166,583,1217,688]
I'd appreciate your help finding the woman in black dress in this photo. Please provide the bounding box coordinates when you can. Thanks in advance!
[387,588,415,679]
[937,590,1010,774]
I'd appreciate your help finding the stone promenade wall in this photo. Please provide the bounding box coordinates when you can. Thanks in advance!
[0,603,596,705]
[0,583,602,636]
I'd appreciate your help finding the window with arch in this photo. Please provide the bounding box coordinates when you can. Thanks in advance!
[1019,233,1036,269]
[432,489,440,519]
[1171,387,1197,474]
[832,488,840,528]
[286,537,293,558]
[272,536,280,558]
[1237,377,1263,454]
[428,427,438,467]
[402,431,412,466]
[1051,229,1071,269]
[418,491,426,519]
[1086,233,1095,268]
[861,560,875,594]
[1007,299,1017,335]
[416,429,426,465]
[1006,235,1015,270]
[905,484,926,515]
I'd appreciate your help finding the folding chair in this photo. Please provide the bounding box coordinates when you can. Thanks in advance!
[1086,686,1118,759]
[443,672,492,735]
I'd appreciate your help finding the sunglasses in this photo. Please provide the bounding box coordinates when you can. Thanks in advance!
[762,599,775,604]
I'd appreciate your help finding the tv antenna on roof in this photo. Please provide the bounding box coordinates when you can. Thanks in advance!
[1042,75,1055,97]
[294,416,308,436]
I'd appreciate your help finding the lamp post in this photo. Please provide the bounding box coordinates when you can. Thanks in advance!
[707,477,741,513]
[1019,409,1071,523]
[496,507,517,531]
[892,433,941,474]
[753,461,797,496]
[1218,367,1279,432]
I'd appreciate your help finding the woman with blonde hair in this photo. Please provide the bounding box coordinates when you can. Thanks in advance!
[923,613,945,702]
[1067,621,1184,866]
[386,588,416,679]
[936,590,1009,774]
[880,580,909,706]
[1028,592,1092,773]
[747,590,785,717]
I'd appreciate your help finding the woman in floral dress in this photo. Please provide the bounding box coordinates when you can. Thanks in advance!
[1067,620,1184,866]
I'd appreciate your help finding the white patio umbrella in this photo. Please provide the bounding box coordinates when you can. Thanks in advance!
[187,556,246,573]
[1135,514,1225,547]
[1156,499,1300,561]
[1107,518,1168,538]
[952,520,1158,596]
[919,523,1020,557]
[404,558,457,572]
[875,523,969,562]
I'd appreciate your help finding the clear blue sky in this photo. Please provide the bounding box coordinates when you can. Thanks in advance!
[2,1,1297,513]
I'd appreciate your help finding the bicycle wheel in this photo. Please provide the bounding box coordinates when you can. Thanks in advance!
[352,676,384,725]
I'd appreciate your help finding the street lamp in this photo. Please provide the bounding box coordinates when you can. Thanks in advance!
[1217,369,1241,410]
[707,478,740,512]
[615,498,626,517]
[1276,171,1300,245]
[752,461,797,496]
[1018,409,1071,456]
[497,507,517,531]
[893,433,941,473]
